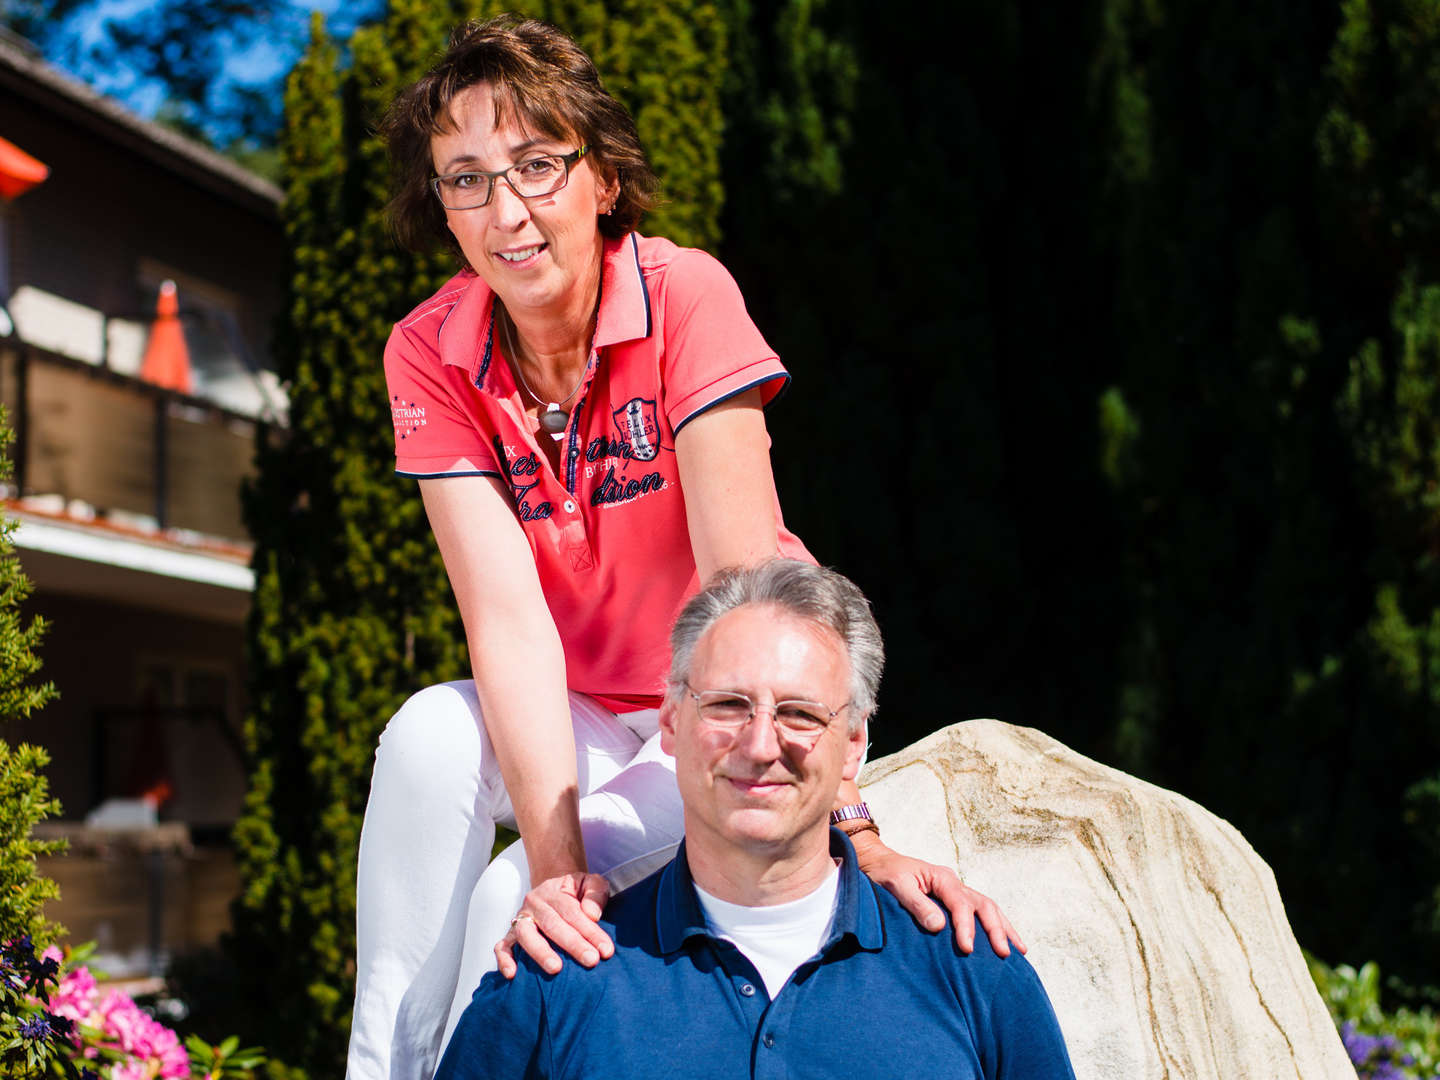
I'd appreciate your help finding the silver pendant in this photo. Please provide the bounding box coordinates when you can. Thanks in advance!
[539,404,568,434]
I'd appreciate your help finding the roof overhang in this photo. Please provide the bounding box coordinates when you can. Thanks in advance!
[11,511,253,625]
[0,32,282,220]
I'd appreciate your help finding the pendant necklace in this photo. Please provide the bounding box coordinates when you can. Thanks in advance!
[498,305,588,440]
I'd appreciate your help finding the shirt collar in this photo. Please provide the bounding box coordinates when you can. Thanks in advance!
[654,829,885,955]
[437,232,653,388]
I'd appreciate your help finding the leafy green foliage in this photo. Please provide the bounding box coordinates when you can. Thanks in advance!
[720,0,1440,995]
[0,937,70,1079]
[185,1033,268,1079]
[0,412,60,949]
[0,938,266,1079]
[1309,953,1440,1078]
[228,7,472,1074]
[0,745,61,950]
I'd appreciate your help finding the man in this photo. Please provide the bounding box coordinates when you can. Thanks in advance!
[436,560,1076,1079]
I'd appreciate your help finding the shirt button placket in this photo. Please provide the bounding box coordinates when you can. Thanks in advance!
[752,987,792,1080]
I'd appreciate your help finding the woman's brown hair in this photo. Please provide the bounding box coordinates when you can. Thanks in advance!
[381,14,660,257]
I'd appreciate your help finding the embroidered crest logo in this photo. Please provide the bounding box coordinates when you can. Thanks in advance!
[614,397,660,461]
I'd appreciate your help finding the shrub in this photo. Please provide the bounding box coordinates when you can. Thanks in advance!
[0,937,264,1080]
[1309,952,1440,1079]
[0,410,60,947]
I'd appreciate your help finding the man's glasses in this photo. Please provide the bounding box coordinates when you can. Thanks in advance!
[431,146,589,210]
[684,683,849,745]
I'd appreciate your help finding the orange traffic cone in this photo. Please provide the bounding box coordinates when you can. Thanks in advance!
[139,279,193,394]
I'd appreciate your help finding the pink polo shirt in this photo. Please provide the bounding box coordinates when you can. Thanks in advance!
[385,233,813,711]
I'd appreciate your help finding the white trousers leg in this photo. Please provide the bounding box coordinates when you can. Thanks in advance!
[346,681,682,1080]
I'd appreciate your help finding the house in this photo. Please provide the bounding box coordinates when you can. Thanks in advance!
[0,28,286,976]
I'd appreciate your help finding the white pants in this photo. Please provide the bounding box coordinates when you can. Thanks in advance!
[346,681,683,1080]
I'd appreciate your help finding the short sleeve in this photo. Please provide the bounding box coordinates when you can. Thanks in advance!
[657,249,790,433]
[384,318,502,479]
[433,968,549,1080]
[953,920,1078,1080]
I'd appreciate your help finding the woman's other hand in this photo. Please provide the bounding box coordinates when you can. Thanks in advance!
[850,831,1026,957]
[495,871,614,978]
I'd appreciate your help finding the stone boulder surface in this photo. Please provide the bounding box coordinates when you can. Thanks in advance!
[859,719,1351,1080]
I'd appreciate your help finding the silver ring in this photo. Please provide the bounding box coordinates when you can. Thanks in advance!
[510,911,536,929]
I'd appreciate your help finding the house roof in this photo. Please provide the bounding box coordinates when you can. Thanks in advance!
[0,27,283,220]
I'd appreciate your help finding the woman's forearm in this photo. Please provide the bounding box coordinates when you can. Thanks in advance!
[420,475,588,883]
[469,617,586,882]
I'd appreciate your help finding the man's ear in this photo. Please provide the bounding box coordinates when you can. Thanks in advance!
[659,696,679,756]
[840,717,868,783]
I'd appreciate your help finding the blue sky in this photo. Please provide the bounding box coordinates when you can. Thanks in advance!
[49,0,384,143]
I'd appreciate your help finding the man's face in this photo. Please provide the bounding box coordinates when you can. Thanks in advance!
[660,604,866,863]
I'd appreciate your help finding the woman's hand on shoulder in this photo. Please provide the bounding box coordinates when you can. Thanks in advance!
[495,871,614,979]
[850,831,1026,957]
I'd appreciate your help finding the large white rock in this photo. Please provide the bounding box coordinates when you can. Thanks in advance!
[859,719,1352,1080]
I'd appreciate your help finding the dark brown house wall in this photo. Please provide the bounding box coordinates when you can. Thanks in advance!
[17,589,248,827]
[0,89,283,363]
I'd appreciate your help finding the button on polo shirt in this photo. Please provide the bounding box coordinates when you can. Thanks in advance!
[385,234,813,710]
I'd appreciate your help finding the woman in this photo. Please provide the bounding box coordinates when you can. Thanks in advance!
[352,16,1021,1080]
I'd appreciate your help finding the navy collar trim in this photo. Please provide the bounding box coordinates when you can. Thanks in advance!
[441,232,654,389]
[654,829,884,955]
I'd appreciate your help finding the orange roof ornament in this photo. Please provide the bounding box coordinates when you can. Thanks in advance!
[0,135,48,200]
[139,280,194,394]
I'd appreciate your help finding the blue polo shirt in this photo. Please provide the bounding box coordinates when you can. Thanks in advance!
[436,830,1076,1079]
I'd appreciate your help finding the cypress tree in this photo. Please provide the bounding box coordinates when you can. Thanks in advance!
[720,0,1440,992]
[721,0,1124,763]
[230,7,470,1072]
[1090,0,1440,984]
[0,413,60,946]
[1320,0,1440,974]
[231,4,729,1072]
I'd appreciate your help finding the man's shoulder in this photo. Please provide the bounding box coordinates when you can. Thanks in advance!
[866,879,1040,993]
[504,869,666,991]
[599,865,666,946]
[843,880,1075,1078]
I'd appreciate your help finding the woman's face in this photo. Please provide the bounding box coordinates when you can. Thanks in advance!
[431,82,614,322]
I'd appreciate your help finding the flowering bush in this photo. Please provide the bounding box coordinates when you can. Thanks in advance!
[1343,1021,1426,1080]
[0,937,262,1080]
[1308,952,1440,1080]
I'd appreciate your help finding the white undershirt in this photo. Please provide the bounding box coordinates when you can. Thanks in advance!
[693,861,841,1000]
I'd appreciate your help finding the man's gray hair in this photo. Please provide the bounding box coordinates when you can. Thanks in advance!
[666,559,884,731]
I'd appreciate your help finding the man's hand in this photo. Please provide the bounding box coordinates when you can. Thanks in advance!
[494,871,614,978]
[851,833,1026,957]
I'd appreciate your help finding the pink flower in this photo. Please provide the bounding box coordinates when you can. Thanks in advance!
[51,965,99,1026]
[152,1024,189,1078]
[100,991,149,1053]
[22,959,191,1080]
[95,989,189,1078]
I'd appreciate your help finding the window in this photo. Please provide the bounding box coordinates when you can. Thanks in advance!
[135,259,286,420]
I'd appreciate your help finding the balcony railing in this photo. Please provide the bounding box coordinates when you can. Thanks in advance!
[0,337,276,541]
